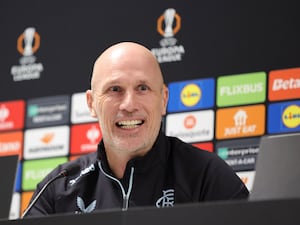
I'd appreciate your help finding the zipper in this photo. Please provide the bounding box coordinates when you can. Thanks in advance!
[98,161,134,211]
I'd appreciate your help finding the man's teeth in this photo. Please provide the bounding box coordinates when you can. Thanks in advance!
[117,120,143,128]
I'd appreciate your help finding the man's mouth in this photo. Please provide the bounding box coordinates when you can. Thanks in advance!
[116,120,144,129]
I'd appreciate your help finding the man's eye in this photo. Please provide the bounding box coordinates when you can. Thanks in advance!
[139,85,149,91]
[110,86,121,92]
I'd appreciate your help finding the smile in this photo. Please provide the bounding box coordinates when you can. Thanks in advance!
[116,120,144,129]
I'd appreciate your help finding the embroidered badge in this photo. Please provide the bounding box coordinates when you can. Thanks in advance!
[155,189,175,207]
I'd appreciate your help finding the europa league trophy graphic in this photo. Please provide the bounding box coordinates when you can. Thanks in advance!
[23,27,35,56]
[163,8,176,38]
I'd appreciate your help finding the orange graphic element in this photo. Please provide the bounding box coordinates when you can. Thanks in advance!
[184,115,197,129]
[17,32,40,55]
[157,13,181,36]
[0,131,23,158]
[21,191,34,216]
[240,176,249,185]
[40,133,54,144]
[269,67,300,101]
[216,105,265,140]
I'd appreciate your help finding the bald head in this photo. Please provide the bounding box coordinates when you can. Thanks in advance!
[86,42,169,173]
[91,42,164,89]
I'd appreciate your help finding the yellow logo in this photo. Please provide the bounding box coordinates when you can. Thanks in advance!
[282,105,300,128]
[180,84,201,107]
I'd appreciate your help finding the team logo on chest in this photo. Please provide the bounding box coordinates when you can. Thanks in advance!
[156,189,175,207]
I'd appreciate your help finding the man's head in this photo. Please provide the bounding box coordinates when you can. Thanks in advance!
[86,42,168,159]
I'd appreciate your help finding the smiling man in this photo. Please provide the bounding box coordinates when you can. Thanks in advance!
[86,42,168,179]
[23,42,248,217]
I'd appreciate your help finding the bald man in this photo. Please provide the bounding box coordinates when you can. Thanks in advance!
[23,42,248,217]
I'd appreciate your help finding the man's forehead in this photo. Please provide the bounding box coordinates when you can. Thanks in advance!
[99,72,157,85]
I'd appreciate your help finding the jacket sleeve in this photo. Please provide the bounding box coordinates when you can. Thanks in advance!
[199,154,249,201]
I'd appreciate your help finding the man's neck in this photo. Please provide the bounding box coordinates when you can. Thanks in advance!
[106,151,131,179]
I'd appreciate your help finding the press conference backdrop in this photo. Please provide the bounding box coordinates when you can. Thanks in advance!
[1,0,300,219]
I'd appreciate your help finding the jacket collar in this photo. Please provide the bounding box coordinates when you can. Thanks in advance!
[97,130,170,176]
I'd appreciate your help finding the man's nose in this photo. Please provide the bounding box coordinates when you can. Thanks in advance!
[119,91,137,112]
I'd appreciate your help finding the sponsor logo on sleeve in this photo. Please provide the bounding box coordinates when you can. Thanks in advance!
[216,105,265,139]
[268,100,300,134]
[269,67,300,101]
[166,110,214,143]
[167,78,215,113]
[217,72,266,107]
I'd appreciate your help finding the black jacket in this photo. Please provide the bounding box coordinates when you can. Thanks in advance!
[25,131,249,216]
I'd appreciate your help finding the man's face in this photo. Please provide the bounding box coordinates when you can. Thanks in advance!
[87,47,168,158]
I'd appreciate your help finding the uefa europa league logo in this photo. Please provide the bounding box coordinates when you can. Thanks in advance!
[157,8,181,40]
[23,27,36,56]
[163,8,176,38]
[17,27,40,57]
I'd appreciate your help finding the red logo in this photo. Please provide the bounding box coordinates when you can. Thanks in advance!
[269,67,300,101]
[70,123,102,155]
[0,100,25,131]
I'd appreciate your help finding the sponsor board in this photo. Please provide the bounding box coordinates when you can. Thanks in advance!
[217,72,266,107]
[22,157,67,191]
[191,142,213,152]
[26,95,70,128]
[166,110,214,143]
[216,138,260,171]
[0,131,23,158]
[15,162,22,192]
[216,104,265,139]
[167,78,215,113]
[21,191,34,215]
[268,100,300,134]
[71,92,97,124]
[236,171,255,192]
[9,192,20,220]
[0,100,25,131]
[70,123,102,155]
[24,126,69,160]
[269,67,300,101]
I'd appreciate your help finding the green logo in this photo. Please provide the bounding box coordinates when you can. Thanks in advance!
[22,157,67,191]
[217,72,266,107]
[28,105,39,117]
[217,147,229,159]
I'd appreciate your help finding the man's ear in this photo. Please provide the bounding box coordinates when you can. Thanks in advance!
[86,90,97,118]
[161,84,169,116]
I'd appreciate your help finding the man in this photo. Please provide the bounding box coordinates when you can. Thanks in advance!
[23,42,249,217]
